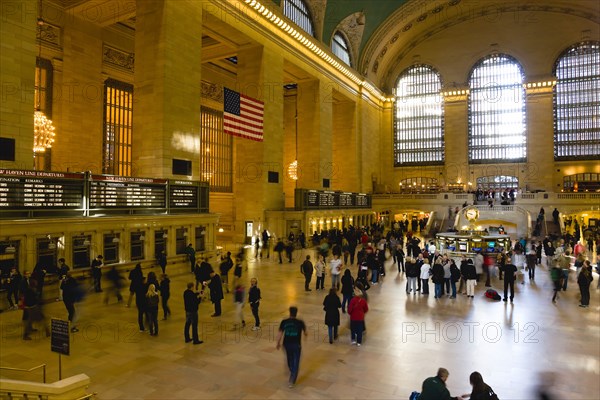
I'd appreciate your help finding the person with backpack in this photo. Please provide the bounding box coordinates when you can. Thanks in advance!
[432,259,445,299]
[419,367,461,400]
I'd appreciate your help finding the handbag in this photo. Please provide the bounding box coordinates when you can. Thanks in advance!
[489,387,499,400]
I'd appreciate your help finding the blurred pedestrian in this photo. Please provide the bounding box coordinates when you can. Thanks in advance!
[323,288,341,344]
[160,274,171,320]
[276,306,307,388]
[248,278,261,331]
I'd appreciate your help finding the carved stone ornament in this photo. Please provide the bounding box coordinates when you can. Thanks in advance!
[102,44,134,72]
[335,11,366,68]
[201,81,223,102]
[37,23,61,47]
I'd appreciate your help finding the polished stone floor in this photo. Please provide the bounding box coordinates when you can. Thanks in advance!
[1,249,599,399]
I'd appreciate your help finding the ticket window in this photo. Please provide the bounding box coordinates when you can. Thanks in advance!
[0,241,19,279]
[72,235,91,269]
[131,232,145,261]
[155,230,167,259]
[195,227,206,252]
[103,233,120,265]
[37,237,57,272]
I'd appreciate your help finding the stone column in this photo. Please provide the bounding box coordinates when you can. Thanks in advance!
[0,0,37,169]
[234,46,284,242]
[296,79,333,189]
[133,0,203,178]
[525,88,554,191]
[443,97,469,186]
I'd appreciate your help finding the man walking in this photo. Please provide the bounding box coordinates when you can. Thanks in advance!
[183,282,203,344]
[300,255,313,291]
[502,257,518,303]
[90,255,104,292]
[276,306,307,388]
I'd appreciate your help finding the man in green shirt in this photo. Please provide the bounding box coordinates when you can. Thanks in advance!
[420,367,461,400]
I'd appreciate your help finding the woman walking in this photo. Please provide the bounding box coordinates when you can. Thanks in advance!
[347,290,368,347]
[578,260,593,308]
[340,269,354,313]
[146,284,160,336]
[323,288,341,344]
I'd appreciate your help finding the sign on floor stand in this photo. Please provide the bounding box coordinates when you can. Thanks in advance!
[51,319,70,380]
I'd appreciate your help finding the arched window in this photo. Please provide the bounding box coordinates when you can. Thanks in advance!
[468,54,526,163]
[283,0,314,37]
[332,31,351,66]
[394,65,444,166]
[553,42,600,160]
[476,175,519,190]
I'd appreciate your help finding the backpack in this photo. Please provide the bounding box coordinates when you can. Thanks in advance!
[485,289,501,301]
[409,391,420,400]
[450,264,461,282]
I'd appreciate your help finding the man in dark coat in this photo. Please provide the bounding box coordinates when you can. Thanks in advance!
[183,244,196,273]
[208,271,224,316]
[300,255,314,292]
[90,255,104,292]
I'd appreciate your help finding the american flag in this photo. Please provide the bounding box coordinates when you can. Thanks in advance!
[223,87,264,142]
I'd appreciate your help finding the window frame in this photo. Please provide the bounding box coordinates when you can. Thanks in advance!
[282,0,315,37]
[200,106,233,192]
[332,31,352,66]
[552,41,600,161]
[103,78,134,176]
[467,53,527,164]
[393,64,445,166]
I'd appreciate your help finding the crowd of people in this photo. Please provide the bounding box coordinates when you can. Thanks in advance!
[1,220,597,397]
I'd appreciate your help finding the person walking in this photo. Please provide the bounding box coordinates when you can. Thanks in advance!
[550,260,562,303]
[183,282,203,344]
[248,278,261,331]
[234,283,246,328]
[127,263,144,308]
[577,260,593,308]
[329,254,343,290]
[208,271,224,316]
[90,255,104,292]
[157,250,167,275]
[419,367,461,400]
[323,288,341,344]
[276,306,307,388]
[347,291,368,346]
[340,269,354,313]
[60,271,81,332]
[315,254,326,290]
[146,284,160,336]
[465,259,477,299]
[300,255,313,292]
[104,266,124,304]
[502,257,518,303]
[183,244,196,273]
[420,259,431,295]
[159,274,171,320]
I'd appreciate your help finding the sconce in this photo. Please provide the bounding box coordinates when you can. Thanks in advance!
[5,243,16,254]
[139,235,146,241]
[83,238,91,246]
[162,232,168,239]
[218,228,224,233]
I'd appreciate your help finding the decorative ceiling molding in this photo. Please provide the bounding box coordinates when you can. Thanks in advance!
[380,3,600,91]
[308,0,327,40]
[334,11,365,68]
[37,22,62,50]
[102,44,134,72]
[201,81,224,102]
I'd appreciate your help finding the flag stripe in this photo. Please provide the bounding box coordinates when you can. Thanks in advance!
[224,87,264,142]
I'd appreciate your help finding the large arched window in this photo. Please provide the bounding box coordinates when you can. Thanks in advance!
[332,31,351,66]
[283,0,314,37]
[394,65,444,166]
[468,54,526,163]
[553,42,600,160]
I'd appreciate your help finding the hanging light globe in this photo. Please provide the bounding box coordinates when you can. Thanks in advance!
[287,160,298,180]
[33,110,56,153]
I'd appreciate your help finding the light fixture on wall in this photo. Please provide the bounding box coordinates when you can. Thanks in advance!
[162,232,168,239]
[218,228,224,233]
[48,241,56,250]
[5,244,16,254]
[83,238,91,246]
[112,237,120,243]
[33,0,56,156]
[139,234,145,241]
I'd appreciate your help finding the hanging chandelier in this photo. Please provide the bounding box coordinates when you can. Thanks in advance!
[287,160,298,180]
[33,110,55,153]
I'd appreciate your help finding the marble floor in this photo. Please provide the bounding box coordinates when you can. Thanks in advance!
[1,250,599,399]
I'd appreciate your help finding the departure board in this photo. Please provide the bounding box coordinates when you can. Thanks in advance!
[295,189,372,210]
[0,169,84,209]
[169,180,199,209]
[89,175,167,208]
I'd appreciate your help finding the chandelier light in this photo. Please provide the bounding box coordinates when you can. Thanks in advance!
[33,110,55,153]
[287,160,298,180]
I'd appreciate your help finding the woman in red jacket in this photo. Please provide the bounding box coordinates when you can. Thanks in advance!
[347,291,368,346]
